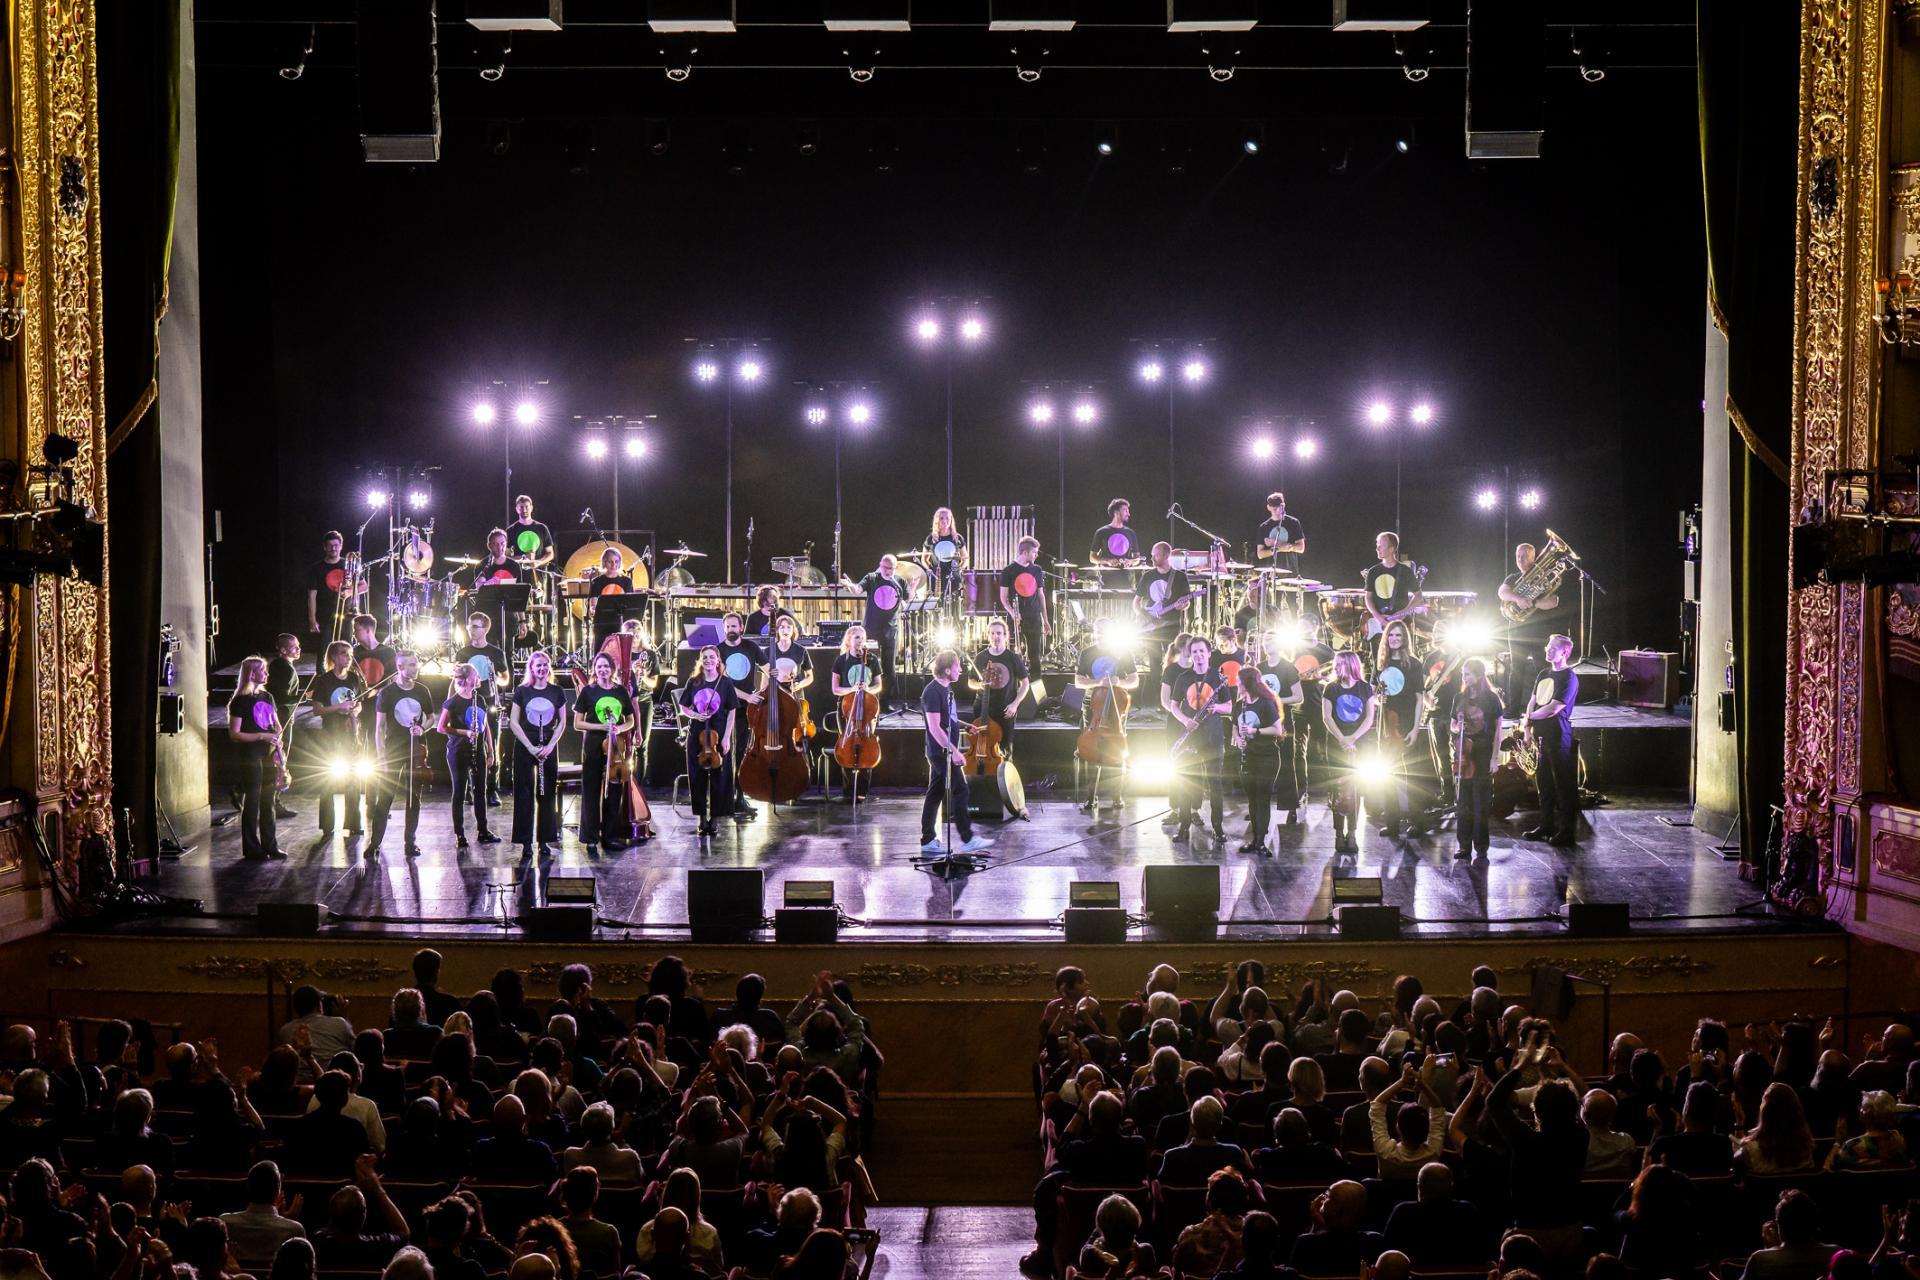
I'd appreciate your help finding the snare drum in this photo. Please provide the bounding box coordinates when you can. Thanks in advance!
[1321,588,1371,643]
[962,568,1003,617]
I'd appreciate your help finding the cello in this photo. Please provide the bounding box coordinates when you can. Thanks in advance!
[834,681,882,774]
[1075,670,1130,769]
[739,670,809,805]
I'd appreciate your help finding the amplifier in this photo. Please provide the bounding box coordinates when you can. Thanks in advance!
[1617,650,1681,710]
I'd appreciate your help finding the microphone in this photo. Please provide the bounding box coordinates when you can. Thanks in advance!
[579,508,594,526]
[1166,503,1181,518]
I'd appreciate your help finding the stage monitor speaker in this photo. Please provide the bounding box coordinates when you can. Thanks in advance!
[1142,865,1219,940]
[1618,650,1681,710]
[1465,0,1545,159]
[521,905,594,941]
[773,907,838,944]
[1331,876,1383,905]
[968,780,1007,822]
[1064,907,1129,944]
[257,902,322,937]
[1531,963,1576,1019]
[1337,904,1401,939]
[688,868,764,941]
[357,0,442,163]
[547,866,596,904]
[1567,901,1631,937]
[158,693,185,736]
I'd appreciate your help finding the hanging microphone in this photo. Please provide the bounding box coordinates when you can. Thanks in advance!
[1166,503,1181,518]
[579,508,594,525]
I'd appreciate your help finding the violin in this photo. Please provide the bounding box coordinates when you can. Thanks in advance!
[1075,673,1130,768]
[697,726,725,771]
[739,674,808,805]
[834,683,882,773]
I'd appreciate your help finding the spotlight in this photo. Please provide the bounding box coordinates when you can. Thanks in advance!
[584,435,609,460]
[1181,358,1208,383]
[1474,487,1499,512]
[1366,401,1393,427]
[847,401,873,425]
[805,405,830,426]
[1293,437,1318,460]
[1138,359,1165,384]
[471,401,498,425]
[914,316,941,343]
[1071,400,1099,425]
[366,489,389,509]
[353,757,375,781]
[1028,401,1056,425]
[1395,137,1411,154]
[1409,402,1434,425]
[933,625,957,648]
[958,315,987,343]
[1452,616,1496,654]
[694,360,720,383]
[1355,752,1393,785]
[1129,754,1174,786]
[1242,137,1261,155]
[624,434,648,459]
[328,758,352,781]
[1249,437,1276,460]
[1104,618,1142,652]
[407,489,431,510]
[738,359,764,383]
[1096,139,1114,157]
[513,400,540,426]
[1518,487,1543,511]
[412,618,443,647]
[1275,617,1309,650]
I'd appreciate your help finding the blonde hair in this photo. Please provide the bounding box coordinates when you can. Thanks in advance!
[930,507,957,537]
[1017,535,1040,554]
[452,663,478,686]
[842,624,868,656]
[238,656,269,689]
[1333,651,1365,682]
[520,650,552,685]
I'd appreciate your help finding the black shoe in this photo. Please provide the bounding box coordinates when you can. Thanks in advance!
[1080,799,1098,815]
[1455,847,1473,861]
[346,826,364,835]
[519,844,535,859]
[456,834,470,849]
[1018,1249,1055,1280]
[478,830,501,844]
[241,851,267,862]
[1250,840,1271,858]
[1174,824,1191,843]
[319,826,335,837]
[486,794,500,807]
[698,821,715,837]
[275,805,298,820]
[405,844,422,858]
[1548,831,1577,848]
[604,837,629,852]
[583,842,597,855]
[1212,824,1227,843]
[1286,809,1300,826]
[1521,825,1551,840]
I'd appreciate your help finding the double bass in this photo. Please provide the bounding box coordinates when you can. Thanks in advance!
[739,672,809,805]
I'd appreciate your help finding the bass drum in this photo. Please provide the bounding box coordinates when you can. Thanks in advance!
[561,540,647,619]
[893,559,931,599]
[963,568,1004,616]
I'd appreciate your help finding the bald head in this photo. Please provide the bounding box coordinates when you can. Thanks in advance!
[492,1093,526,1135]
[1328,990,1359,1014]
[1415,1162,1452,1203]
[1885,1025,1916,1061]
[1372,1250,1412,1280]
[1582,1089,1618,1130]
[507,1256,555,1280]
[1610,1032,1644,1072]
[1,1025,35,1061]
[120,1165,157,1211]
[649,1206,690,1257]
[1323,1180,1368,1229]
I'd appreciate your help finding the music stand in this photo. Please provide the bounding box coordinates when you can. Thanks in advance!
[591,592,654,650]
[474,582,534,664]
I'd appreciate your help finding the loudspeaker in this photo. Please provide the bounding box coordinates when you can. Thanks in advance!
[968,781,1006,821]
[547,866,597,904]
[1465,0,1545,159]
[1568,901,1630,937]
[1618,650,1681,710]
[356,0,441,163]
[1331,876,1384,905]
[521,905,594,941]
[1063,907,1128,944]
[773,907,838,944]
[257,902,322,937]
[1142,865,1219,939]
[687,868,764,941]
[1337,904,1401,939]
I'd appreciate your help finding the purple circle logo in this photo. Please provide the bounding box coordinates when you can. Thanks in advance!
[1106,531,1132,557]
[691,687,721,718]
[1090,655,1118,680]
[250,701,276,730]
[873,584,900,611]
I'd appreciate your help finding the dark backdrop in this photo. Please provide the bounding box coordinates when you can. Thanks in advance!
[195,52,1705,662]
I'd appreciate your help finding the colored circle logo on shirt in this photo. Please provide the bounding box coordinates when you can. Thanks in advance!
[1261,672,1282,695]
[872,583,900,611]
[984,661,1011,690]
[1463,704,1487,735]
[467,653,496,683]
[1183,681,1216,711]
[1148,579,1170,605]
[1534,676,1557,704]
[1106,531,1133,557]
[515,529,541,554]
[723,652,753,682]
[358,658,386,686]
[1380,666,1407,697]
[933,538,958,562]
[328,686,355,706]
[1013,570,1039,598]
[250,701,277,731]
[774,656,801,681]
[1237,709,1261,731]
[524,695,557,727]
[465,705,487,731]
[483,567,517,583]
[1218,660,1242,689]
[1372,574,1396,600]
[593,694,624,724]
[324,566,347,592]
[601,582,625,596]
[847,662,872,687]
[1089,655,1118,680]
[1335,692,1366,723]
[393,696,423,728]
[690,687,721,718]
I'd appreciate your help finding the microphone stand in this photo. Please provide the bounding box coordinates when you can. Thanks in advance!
[1571,563,1609,664]
[1168,503,1231,549]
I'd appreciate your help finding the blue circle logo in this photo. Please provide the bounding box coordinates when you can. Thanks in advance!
[1381,666,1406,697]
[465,705,486,731]
[328,686,354,706]
[468,653,496,683]
[1090,655,1118,680]
[1237,709,1261,731]
[1261,672,1282,695]
[933,538,957,562]
[394,697,423,728]
[847,662,872,686]
[1335,692,1365,723]
[524,695,556,727]
[723,652,753,682]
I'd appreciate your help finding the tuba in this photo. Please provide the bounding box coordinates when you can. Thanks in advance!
[1500,530,1579,622]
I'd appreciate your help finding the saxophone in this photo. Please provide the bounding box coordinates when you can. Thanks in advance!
[1500,531,1579,622]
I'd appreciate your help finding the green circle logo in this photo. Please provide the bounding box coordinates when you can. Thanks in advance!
[594,695,623,724]
[516,529,541,554]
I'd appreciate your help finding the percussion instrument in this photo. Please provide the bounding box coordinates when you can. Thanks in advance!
[1321,588,1371,642]
[443,555,480,567]
[962,569,1005,617]
[892,559,931,599]
[560,577,593,598]
[562,540,649,617]
[1418,590,1479,625]
[662,545,708,558]
[895,548,934,563]
[1167,547,1219,573]
[400,528,435,576]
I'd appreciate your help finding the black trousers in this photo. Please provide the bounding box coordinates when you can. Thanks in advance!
[633,701,654,782]
[1276,729,1302,811]
[1016,616,1046,676]
[1242,747,1279,842]
[446,741,491,839]
[1457,775,1493,854]
[730,704,754,812]
[579,734,626,845]
[482,704,504,799]
[512,742,560,846]
[1536,733,1580,836]
[316,718,362,831]
[686,740,733,822]
[367,754,422,848]
[1429,720,1455,811]
[1176,751,1225,830]
[921,758,974,843]
[237,753,280,859]
[873,627,901,707]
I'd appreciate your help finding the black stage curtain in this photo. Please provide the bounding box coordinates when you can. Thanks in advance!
[1698,1,1797,861]
[99,0,180,863]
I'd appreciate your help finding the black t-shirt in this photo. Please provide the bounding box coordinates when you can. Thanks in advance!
[678,673,739,729]
[1531,666,1579,747]
[1363,561,1418,617]
[1170,666,1232,750]
[311,668,366,732]
[1455,687,1506,776]
[1293,642,1335,683]
[511,683,568,748]
[313,559,353,626]
[1090,523,1139,563]
[375,681,438,759]
[441,691,488,748]
[1258,514,1305,572]
[266,655,302,712]
[832,650,879,693]
[506,520,554,564]
[999,560,1047,622]
[352,642,396,689]
[857,572,909,634]
[588,573,634,601]
[1502,569,1563,632]
[1423,652,1459,725]
[1325,678,1376,739]
[716,637,765,695]
[456,643,510,707]
[575,682,634,732]
[1077,646,1135,684]
[921,679,961,760]
[972,647,1028,721]
[1235,693,1283,756]
[1259,657,1301,726]
[227,692,279,756]
[470,558,526,591]
[1376,654,1422,726]
[745,607,797,640]
[924,531,967,589]
[1134,567,1194,630]
[766,640,810,688]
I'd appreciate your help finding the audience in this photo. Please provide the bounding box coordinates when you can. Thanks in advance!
[1741,1189,1839,1280]
[218,1161,308,1270]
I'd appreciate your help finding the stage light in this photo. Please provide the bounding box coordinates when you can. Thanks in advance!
[412,618,443,647]
[1138,359,1165,384]
[693,359,720,383]
[353,757,375,781]
[933,625,958,649]
[328,758,352,781]
[1243,137,1261,155]
[513,399,540,426]
[804,405,830,426]
[407,489,431,510]
[1395,138,1411,154]
[1181,358,1208,384]
[1366,400,1393,427]
[1355,752,1393,785]
[584,435,609,460]
[1518,487,1543,511]
[1105,618,1142,652]
[847,401,873,426]
[914,316,941,343]
[1452,616,1496,654]
[1130,753,1174,786]
[1249,436,1276,460]
[1028,400,1056,425]
[624,434,648,459]
[738,358,764,383]
[1275,617,1309,649]
[1294,437,1319,459]
[366,489,389,509]
[1071,400,1099,425]
[1409,402,1434,425]
[1474,487,1499,512]
[958,314,987,343]
[471,401,498,425]
[1096,139,1114,156]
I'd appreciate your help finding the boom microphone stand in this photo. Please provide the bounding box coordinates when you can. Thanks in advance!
[1167,503,1232,551]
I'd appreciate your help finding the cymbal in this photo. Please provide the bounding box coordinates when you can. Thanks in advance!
[663,546,707,559]
[443,555,480,566]
[894,549,934,561]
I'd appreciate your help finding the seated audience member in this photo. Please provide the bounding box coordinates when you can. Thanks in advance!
[381,1247,434,1280]
[513,1217,580,1280]
[304,1051,386,1152]
[1381,1162,1489,1269]
[629,1207,705,1280]
[744,1187,822,1277]
[420,1198,488,1280]
[647,955,712,1047]
[1495,1232,1548,1279]
[1069,1193,1157,1280]
[1826,1090,1911,1170]
[285,1070,369,1176]
[354,1030,408,1115]
[556,1168,620,1280]
[193,1071,270,1171]
[716,972,788,1047]
[770,1228,852,1280]
[1290,1180,1382,1274]
[279,986,355,1081]
[563,1101,643,1182]
[1581,1088,1639,1174]
[510,1253,558,1280]
[152,1041,204,1110]
[0,1070,61,1169]
[1488,1057,1588,1260]
[1150,1066,1223,1153]
[1021,1090,1149,1276]
[1740,1189,1839,1280]
[385,989,443,1061]
[635,1169,724,1276]
[410,948,464,1026]
[97,1088,177,1184]
[1125,1046,1187,1140]
[1369,1060,1448,1181]
[1171,1168,1252,1279]
[472,1094,560,1183]
[428,1031,496,1116]
[382,1095,468,1179]
[1315,1008,1375,1092]
[1158,1096,1253,1185]
[466,990,527,1065]
[491,967,543,1036]
[1736,1082,1817,1174]
[668,1091,750,1190]
[1618,1048,1675,1144]
[1614,1164,1704,1280]
[762,1098,848,1190]
[1217,1022,1280,1087]
[786,971,868,1081]
[1125,1012,1189,1087]
[219,1161,308,1270]
[250,1045,309,1116]
[1850,1024,1916,1095]
[1231,1041,1297,1127]
[519,1056,583,1137]
[310,1155,412,1270]
[1284,1056,1340,1145]
[182,1217,251,1280]
[1649,1081,1735,1177]
[1341,1057,1395,1150]
[1254,1106,1351,1183]
[1213,1210,1288,1280]
[271,1237,318,1280]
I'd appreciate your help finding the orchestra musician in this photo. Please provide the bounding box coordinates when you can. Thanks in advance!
[225,656,285,862]
[1074,616,1139,814]
[308,530,364,640]
[746,585,798,641]
[506,495,556,572]
[266,634,303,821]
[842,553,910,713]
[351,613,396,689]
[368,650,436,860]
[1088,497,1139,570]
[1254,492,1306,574]
[309,640,367,837]
[1497,541,1562,711]
[765,614,814,702]
[436,662,499,849]
[1133,541,1195,711]
[1233,664,1287,857]
[998,536,1052,670]
[831,623,882,800]
[471,529,526,589]
[680,646,739,838]
[1362,531,1423,662]
[715,612,765,824]
[1374,619,1429,838]
[1250,630,1305,826]
[1321,650,1378,855]
[924,507,970,597]
[1523,633,1581,848]
[508,649,566,857]
[1165,636,1231,844]
[918,649,994,858]
[456,611,510,806]
[968,617,1031,757]
[1450,657,1506,863]
[585,546,635,650]
[619,618,660,783]
[571,651,636,854]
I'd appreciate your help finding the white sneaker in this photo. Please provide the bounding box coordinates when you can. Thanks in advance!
[920,838,947,854]
[958,835,994,854]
